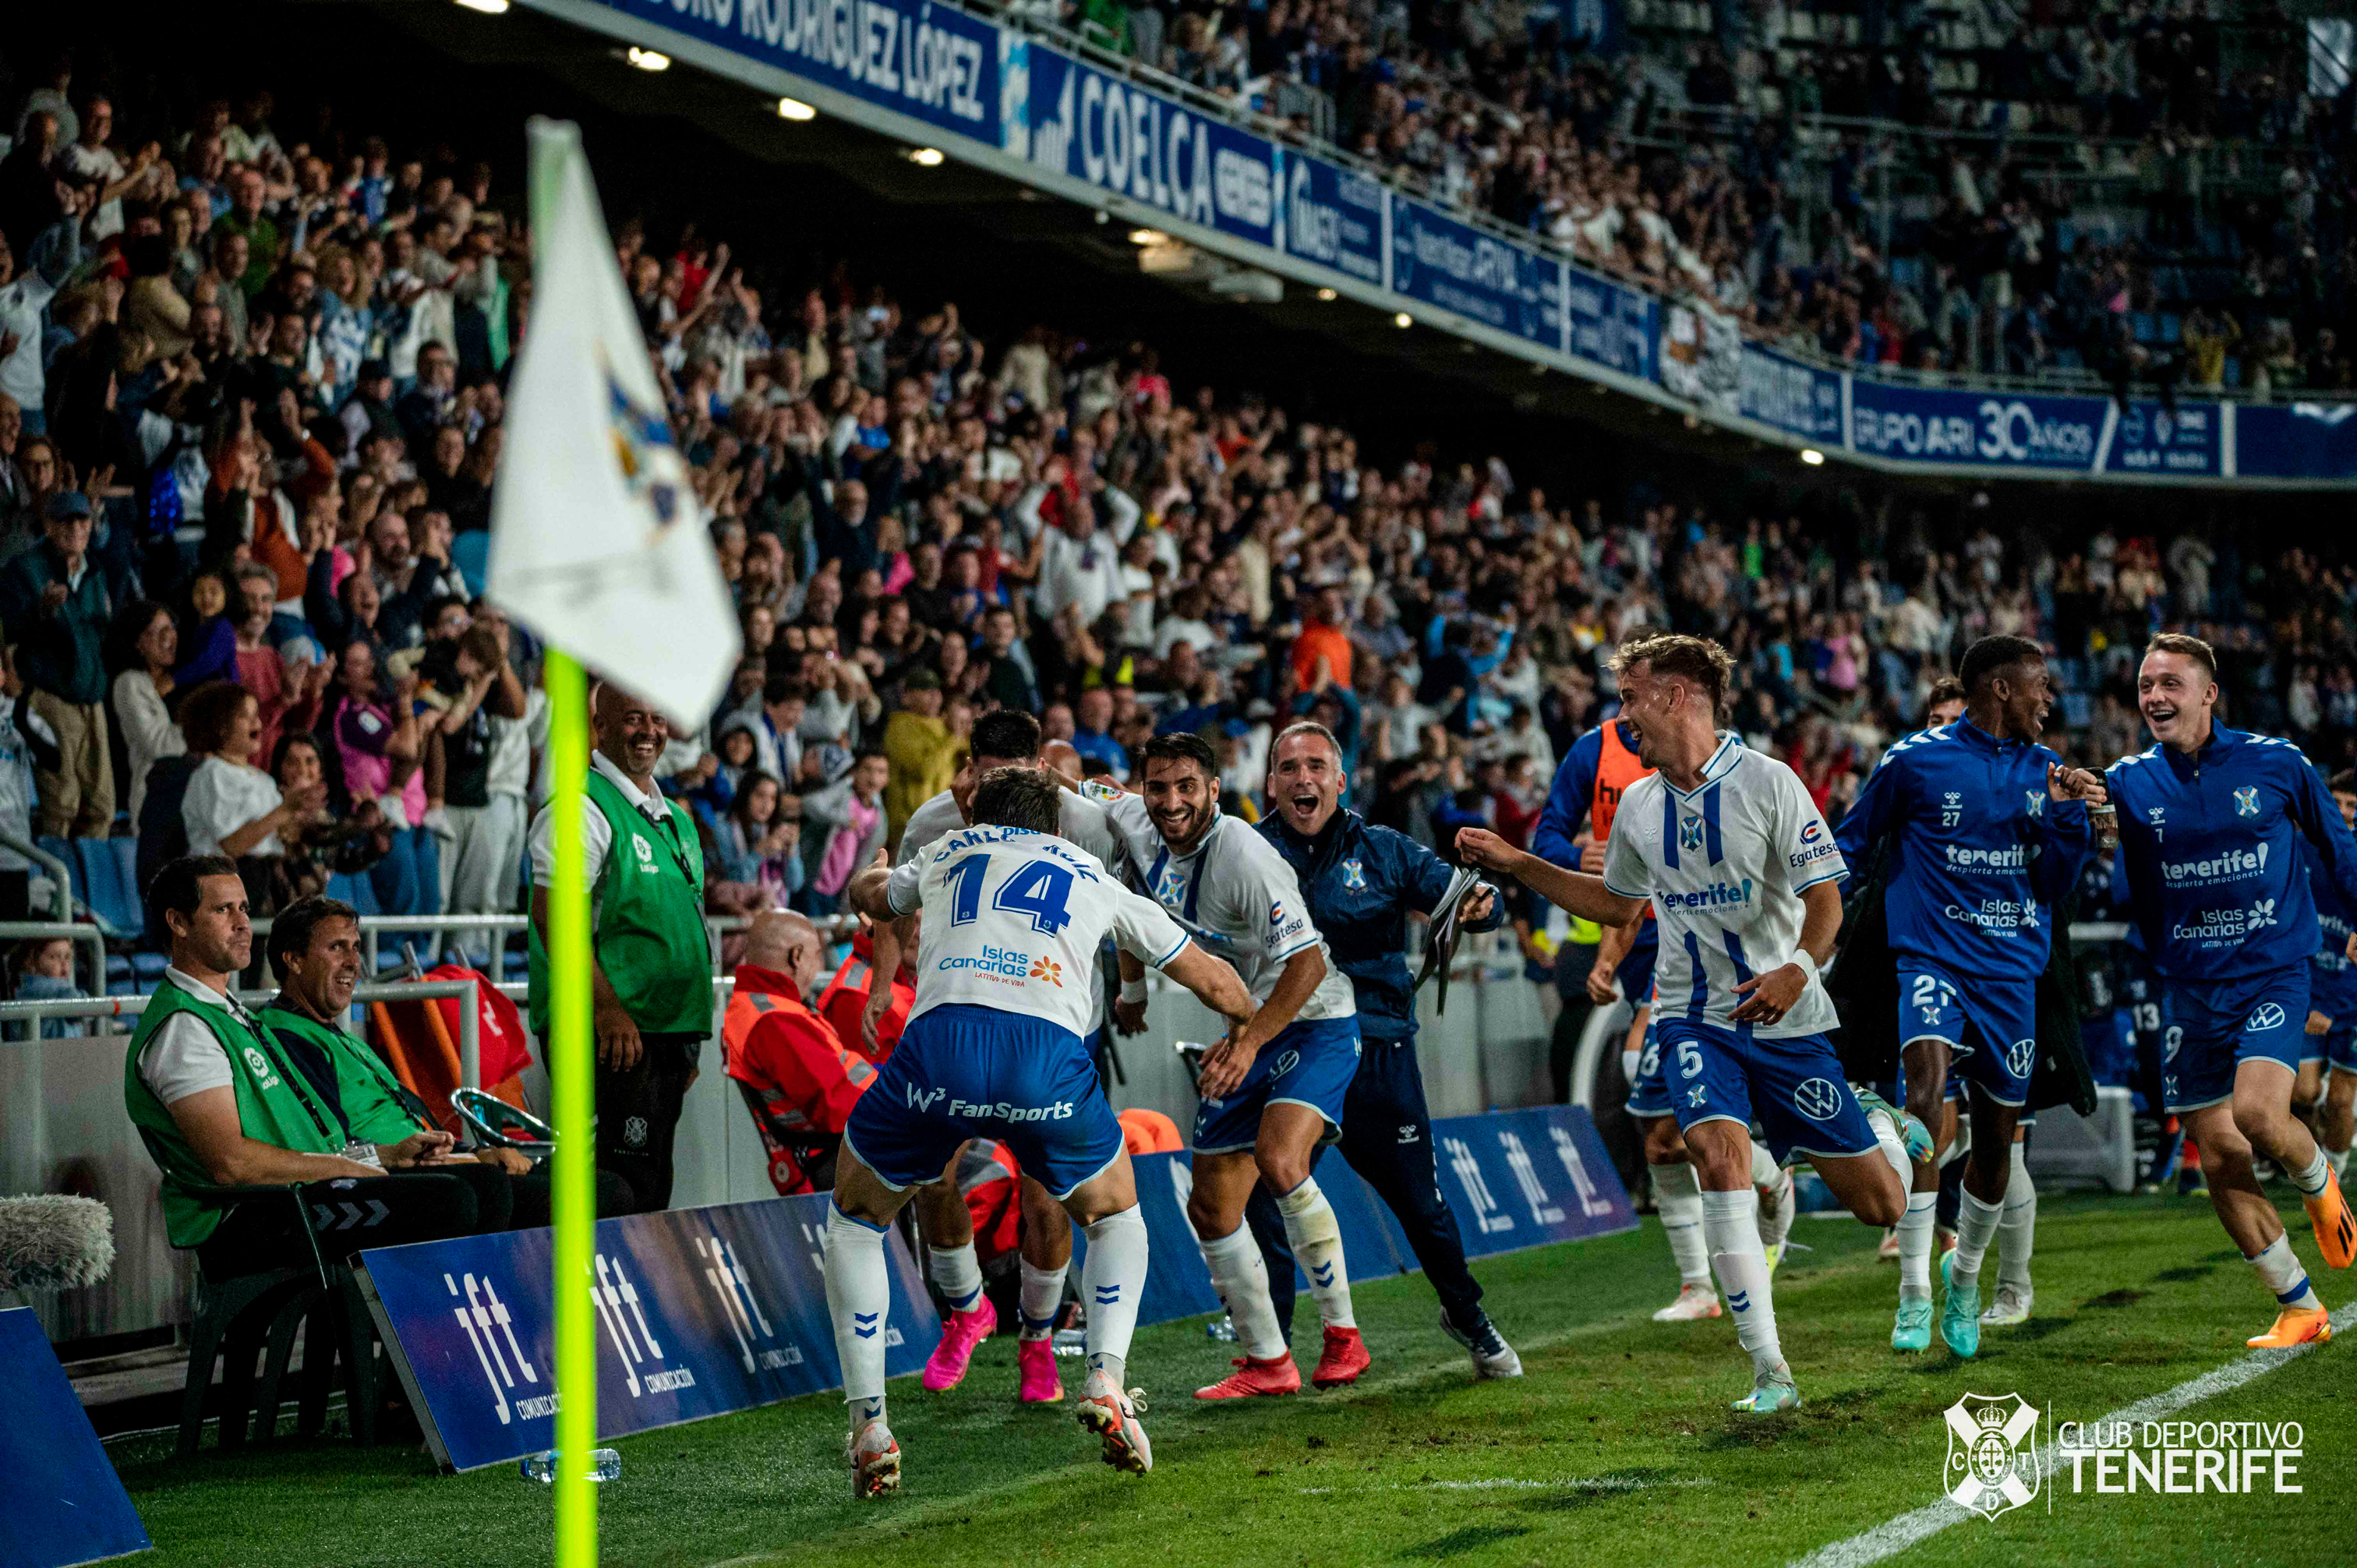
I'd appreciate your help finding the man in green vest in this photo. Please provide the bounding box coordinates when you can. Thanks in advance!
[528,680,712,1213]
[123,856,505,1277]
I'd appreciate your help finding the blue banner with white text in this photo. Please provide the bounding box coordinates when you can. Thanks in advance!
[1010,41,1281,249]
[1282,152,1387,288]
[1848,381,2108,471]
[1389,197,1554,348]
[574,0,999,141]
[361,1195,938,1473]
[2236,402,2357,482]
[1740,344,1843,443]
[1564,266,1657,381]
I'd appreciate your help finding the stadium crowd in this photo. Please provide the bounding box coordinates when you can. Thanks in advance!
[0,41,2351,998]
[1036,0,2357,393]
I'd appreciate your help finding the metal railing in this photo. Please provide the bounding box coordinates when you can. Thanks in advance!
[0,921,111,1004]
[0,829,72,923]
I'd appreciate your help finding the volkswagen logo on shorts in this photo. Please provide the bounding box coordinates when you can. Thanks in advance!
[1793,1077,1843,1122]
[2006,1038,2037,1077]
[1274,1049,1300,1077]
[2248,1003,2287,1033]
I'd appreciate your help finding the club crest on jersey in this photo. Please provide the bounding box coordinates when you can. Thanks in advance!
[1341,859,1366,890]
[1677,815,1705,853]
[1793,1078,1844,1122]
[2235,786,2260,818]
[2024,790,2044,819]
[1943,1393,2041,1519]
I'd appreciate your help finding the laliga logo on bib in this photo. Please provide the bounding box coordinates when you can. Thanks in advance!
[1945,1393,2043,1518]
[633,835,655,867]
[1793,1078,1843,1122]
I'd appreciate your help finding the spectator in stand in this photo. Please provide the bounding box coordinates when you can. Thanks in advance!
[0,490,112,837]
[0,652,46,918]
[105,599,186,821]
[881,669,957,839]
[797,749,889,919]
[178,681,327,916]
[707,768,803,915]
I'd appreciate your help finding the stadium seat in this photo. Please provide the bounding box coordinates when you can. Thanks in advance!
[35,835,73,909]
[75,839,141,941]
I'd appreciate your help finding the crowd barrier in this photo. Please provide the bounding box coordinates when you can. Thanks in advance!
[356,1103,1629,1472]
[514,0,2357,487]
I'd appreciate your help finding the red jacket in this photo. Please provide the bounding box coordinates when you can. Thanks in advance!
[723,966,875,1195]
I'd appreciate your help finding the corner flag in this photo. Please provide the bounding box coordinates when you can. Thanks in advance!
[487,119,739,1568]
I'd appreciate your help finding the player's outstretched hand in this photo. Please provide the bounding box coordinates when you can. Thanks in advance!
[1730,963,1808,1025]
[1454,827,1521,877]
[1585,958,1620,1007]
[1196,1029,1257,1098]
[2048,761,2108,807]
[862,986,892,1052]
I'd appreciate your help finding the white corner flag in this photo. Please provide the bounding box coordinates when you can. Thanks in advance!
[489,118,740,724]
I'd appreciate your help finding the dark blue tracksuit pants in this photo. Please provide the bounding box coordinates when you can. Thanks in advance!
[1246,1032,1484,1339]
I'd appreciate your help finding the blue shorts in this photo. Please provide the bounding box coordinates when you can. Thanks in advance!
[2158,963,2311,1114]
[1656,1016,1882,1167]
[1896,958,2040,1108]
[1617,922,1659,1007]
[1627,1017,1673,1119]
[2308,973,2357,1069]
[1195,1015,1362,1154]
[843,1004,1124,1199]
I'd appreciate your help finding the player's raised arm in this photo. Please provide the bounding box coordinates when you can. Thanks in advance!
[1159,941,1254,1028]
[848,850,918,924]
[1454,826,1646,928]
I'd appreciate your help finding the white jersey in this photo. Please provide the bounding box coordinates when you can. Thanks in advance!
[1601,734,1846,1039]
[885,825,1189,1039]
[1097,790,1356,1020]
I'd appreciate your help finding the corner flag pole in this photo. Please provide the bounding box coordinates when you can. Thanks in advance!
[546,648,596,1566]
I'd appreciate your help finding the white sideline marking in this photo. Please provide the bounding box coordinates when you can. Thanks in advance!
[1786,1301,2354,1568]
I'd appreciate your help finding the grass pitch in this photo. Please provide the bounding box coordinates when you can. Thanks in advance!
[111,1189,2356,1567]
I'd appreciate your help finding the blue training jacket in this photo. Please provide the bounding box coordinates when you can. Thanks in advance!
[1833,719,2092,984]
[1258,807,1504,1046]
[1531,719,1622,868]
[2105,722,2357,983]
[2306,839,2357,1012]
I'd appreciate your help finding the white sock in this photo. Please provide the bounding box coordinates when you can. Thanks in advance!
[2288,1146,2332,1199]
[2247,1233,2323,1312]
[2331,1146,2352,1178]
[1275,1176,1357,1330]
[1080,1206,1149,1386]
[928,1242,984,1314]
[1652,1161,1713,1287]
[1748,1139,1781,1188]
[1996,1144,2037,1298]
[1871,1107,1912,1186]
[1951,1188,2003,1285]
[825,1206,891,1430]
[1756,1164,1796,1255]
[1198,1222,1287,1360]
[1702,1188,1785,1380]
[1897,1190,1937,1301]
[1018,1257,1067,1340]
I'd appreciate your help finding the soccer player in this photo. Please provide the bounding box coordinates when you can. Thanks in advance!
[1456,633,1910,1413]
[2315,772,2357,1181]
[2102,633,2357,1348]
[1258,720,1523,1378]
[831,768,1256,1496]
[1832,636,2101,1358]
[1102,733,1372,1398]
[884,710,1130,1404]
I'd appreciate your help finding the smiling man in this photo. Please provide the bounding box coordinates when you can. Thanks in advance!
[1101,732,1371,1399]
[1832,635,2104,1358]
[1256,720,1519,1379]
[526,681,709,1215]
[2102,632,2357,1347]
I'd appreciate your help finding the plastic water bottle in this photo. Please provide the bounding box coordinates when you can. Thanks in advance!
[1205,1312,1238,1342]
[520,1448,622,1484]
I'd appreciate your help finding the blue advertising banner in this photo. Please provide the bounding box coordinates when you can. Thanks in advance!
[0,1308,150,1567]
[361,1195,938,1472]
[1389,197,1553,348]
[1740,344,1843,443]
[2102,398,2223,478]
[1848,381,2106,471]
[2237,402,2357,482]
[568,0,998,142]
[1011,41,1281,249]
[1563,266,1656,381]
[1282,153,1387,288]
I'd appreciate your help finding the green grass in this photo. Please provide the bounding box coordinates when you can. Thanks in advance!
[111,1190,2357,1568]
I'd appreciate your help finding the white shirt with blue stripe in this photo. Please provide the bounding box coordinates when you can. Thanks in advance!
[1601,733,1848,1040]
[1098,792,1358,1021]
[885,825,1189,1040]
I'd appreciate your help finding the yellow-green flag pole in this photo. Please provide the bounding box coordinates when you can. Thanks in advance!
[546,648,595,1566]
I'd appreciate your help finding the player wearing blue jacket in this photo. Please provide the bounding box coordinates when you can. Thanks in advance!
[1833,637,2101,1358]
[2103,633,2357,1349]
[1256,721,1521,1379]
[2310,771,2357,1184]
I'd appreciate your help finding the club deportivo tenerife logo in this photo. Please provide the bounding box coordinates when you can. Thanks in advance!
[1678,814,1706,853]
[604,355,688,539]
[2235,786,2260,817]
[1945,1393,2042,1518]
[1341,858,1366,890]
